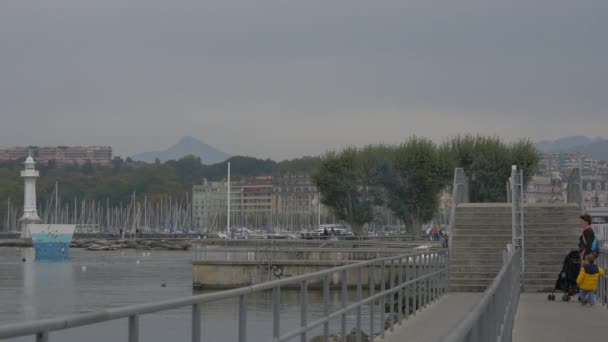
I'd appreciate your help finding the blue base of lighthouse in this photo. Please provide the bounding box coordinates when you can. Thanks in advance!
[29,224,76,261]
[33,241,72,260]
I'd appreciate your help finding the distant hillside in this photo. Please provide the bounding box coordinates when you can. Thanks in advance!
[132,136,230,164]
[535,136,608,161]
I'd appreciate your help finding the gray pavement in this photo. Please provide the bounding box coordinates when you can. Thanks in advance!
[513,293,608,341]
[377,293,482,342]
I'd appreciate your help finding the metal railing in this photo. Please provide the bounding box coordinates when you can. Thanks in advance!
[192,240,441,263]
[510,167,525,272]
[441,245,521,342]
[448,168,469,255]
[196,237,433,248]
[0,250,449,342]
[596,246,608,308]
[193,247,410,263]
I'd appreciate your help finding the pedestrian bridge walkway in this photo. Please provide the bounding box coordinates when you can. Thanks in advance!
[378,293,481,342]
[513,293,608,341]
[377,291,608,342]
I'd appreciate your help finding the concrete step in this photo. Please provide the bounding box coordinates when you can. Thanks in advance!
[522,246,581,252]
[525,223,580,228]
[453,246,512,253]
[523,226,579,230]
[456,213,579,220]
[449,284,490,292]
[450,277,494,284]
[523,264,568,272]
[523,204,580,211]
[453,229,513,235]
[524,240,578,249]
[520,258,570,266]
[449,278,493,292]
[456,204,511,211]
[451,265,504,273]
[522,234,578,240]
[451,272,500,279]
[521,271,561,280]
[455,219,513,224]
[523,253,571,261]
[455,214,513,220]
[451,260,504,267]
[452,240,514,248]
[451,234,512,241]
[452,258,505,266]
[453,240,577,248]
[523,216,580,221]
[521,223,580,228]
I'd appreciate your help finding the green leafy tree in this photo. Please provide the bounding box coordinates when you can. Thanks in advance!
[446,135,540,202]
[377,138,454,235]
[81,160,95,175]
[111,157,124,175]
[313,147,381,235]
[274,156,322,176]
[174,155,204,185]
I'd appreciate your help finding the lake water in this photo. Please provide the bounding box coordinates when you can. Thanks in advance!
[0,248,385,341]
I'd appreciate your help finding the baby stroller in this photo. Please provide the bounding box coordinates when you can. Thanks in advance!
[548,250,581,301]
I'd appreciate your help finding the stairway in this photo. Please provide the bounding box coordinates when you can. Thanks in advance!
[450,203,582,293]
[450,203,513,292]
[522,204,581,292]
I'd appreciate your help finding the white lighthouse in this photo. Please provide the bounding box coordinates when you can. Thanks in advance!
[19,153,41,238]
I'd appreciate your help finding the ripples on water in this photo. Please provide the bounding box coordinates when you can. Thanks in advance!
[0,248,384,341]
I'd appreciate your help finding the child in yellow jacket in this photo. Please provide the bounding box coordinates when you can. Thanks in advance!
[577,254,605,306]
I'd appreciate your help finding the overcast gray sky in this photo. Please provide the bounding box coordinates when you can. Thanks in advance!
[1,0,606,160]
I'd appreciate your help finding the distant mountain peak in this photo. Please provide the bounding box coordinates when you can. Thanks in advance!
[132,136,230,164]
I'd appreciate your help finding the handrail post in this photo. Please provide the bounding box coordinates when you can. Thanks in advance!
[341,271,347,341]
[356,267,363,342]
[36,332,48,342]
[128,315,139,342]
[192,304,201,342]
[300,280,308,342]
[413,255,418,315]
[323,274,330,342]
[238,295,247,342]
[272,286,280,341]
[405,256,410,320]
[380,260,386,339]
[389,259,395,332]
[369,261,375,340]
[398,258,404,325]
[425,253,430,307]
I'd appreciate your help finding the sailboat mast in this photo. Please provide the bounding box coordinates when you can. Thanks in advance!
[227,162,231,233]
[55,181,59,224]
[6,197,10,232]
[318,192,321,229]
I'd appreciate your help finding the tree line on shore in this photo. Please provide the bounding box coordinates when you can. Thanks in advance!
[0,135,539,234]
[312,135,540,235]
[0,154,320,230]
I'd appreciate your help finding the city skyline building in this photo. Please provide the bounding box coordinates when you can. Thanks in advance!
[0,146,112,165]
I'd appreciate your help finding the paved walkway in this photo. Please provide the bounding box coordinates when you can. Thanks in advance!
[513,293,608,341]
[377,293,482,342]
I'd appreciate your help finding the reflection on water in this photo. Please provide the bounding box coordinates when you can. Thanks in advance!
[0,248,383,342]
[22,249,74,321]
